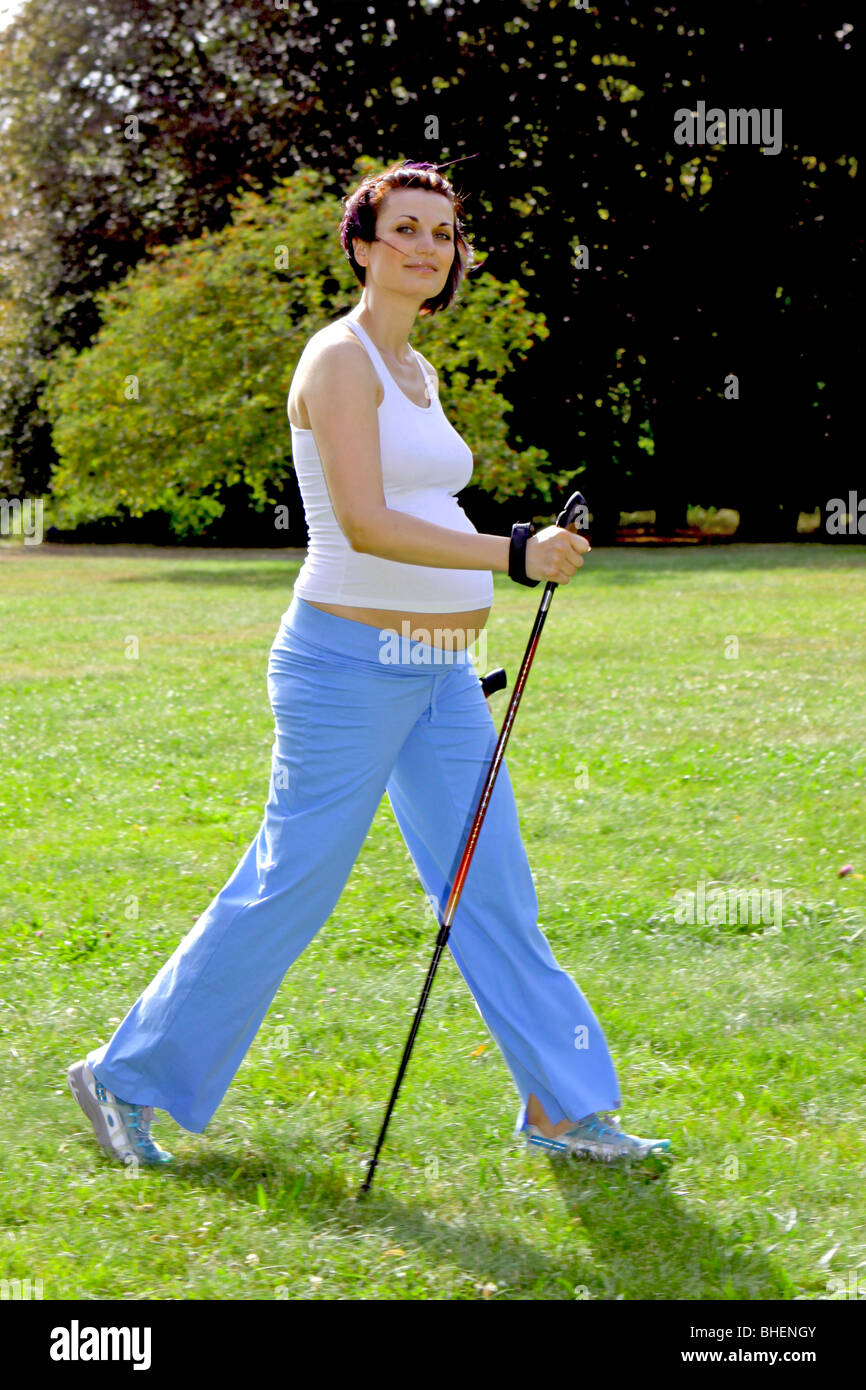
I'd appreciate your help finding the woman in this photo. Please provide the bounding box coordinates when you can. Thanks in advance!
[67,159,670,1169]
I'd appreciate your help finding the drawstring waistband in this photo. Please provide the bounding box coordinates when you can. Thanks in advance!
[276,596,475,678]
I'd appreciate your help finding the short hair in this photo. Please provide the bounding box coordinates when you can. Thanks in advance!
[339,159,476,316]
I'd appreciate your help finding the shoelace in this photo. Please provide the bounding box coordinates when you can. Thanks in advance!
[123,1104,155,1151]
[567,1115,629,1145]
[587,1117,620,1140]
[592,1116,666,1151]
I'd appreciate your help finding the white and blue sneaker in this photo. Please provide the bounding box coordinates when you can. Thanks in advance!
[525,1111,672,1163]
[67,1059,174,1166]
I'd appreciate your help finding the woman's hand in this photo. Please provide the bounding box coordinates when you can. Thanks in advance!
[524,525,591,585]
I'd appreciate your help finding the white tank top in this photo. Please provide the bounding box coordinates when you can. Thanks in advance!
[288,313,495,613]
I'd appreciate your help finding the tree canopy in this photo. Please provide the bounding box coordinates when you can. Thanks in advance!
[0,0,857,540]
[40,160,556,535]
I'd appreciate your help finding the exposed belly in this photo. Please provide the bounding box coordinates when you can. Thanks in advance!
[304,600,491,649]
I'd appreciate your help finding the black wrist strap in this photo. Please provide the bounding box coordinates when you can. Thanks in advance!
[508,521,540,587]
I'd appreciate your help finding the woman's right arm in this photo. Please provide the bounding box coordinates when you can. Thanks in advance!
[303,340,589,584]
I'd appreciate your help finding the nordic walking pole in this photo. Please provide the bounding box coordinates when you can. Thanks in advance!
[358,491,590,1197]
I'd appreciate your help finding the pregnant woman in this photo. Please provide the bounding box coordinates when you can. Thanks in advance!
[67,158,670,1169]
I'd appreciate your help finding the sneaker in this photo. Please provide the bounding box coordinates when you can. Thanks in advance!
[526,1111,671,1163]
[67,1059,174,1166]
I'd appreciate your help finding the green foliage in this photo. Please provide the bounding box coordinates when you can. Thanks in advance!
[38,158,557,535]
[2,3,856,535]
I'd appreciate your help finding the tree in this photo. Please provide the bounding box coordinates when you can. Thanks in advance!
[2,0,857,539]
[39,159,559,536]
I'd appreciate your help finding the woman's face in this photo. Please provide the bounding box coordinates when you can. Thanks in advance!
[356,187,456,299]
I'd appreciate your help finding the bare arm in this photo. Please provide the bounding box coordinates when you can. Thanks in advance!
[302,339,588,583]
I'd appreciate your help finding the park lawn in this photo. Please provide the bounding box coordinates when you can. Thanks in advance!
[0,539,864,1302]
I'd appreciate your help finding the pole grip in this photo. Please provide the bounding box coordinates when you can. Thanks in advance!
[556,490,589,532]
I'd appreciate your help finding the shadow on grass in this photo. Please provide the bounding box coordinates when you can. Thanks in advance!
[164,1135,793,1299]
[109,565,304,588]
[583,542,866,583]
[21,542,865,591]
[97,543,864,590]
[18,542,305,589]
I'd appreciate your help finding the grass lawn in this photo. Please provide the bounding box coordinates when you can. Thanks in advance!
[0,539,864,1302]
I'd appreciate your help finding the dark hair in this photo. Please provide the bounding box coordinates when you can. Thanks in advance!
[339,159,476,316]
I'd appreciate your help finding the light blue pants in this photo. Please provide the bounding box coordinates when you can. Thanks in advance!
[88,596,622,1136]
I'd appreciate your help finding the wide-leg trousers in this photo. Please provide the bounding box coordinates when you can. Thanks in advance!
[87,595,622,1136]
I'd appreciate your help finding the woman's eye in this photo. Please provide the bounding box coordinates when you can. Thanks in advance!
[395,226,452,239]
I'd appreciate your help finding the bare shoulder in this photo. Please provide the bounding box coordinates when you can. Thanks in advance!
[296,320,374,375]
[307,319,366,356]
[289,321,382,428]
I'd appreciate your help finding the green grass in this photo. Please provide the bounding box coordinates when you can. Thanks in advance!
[1,539,864,1301]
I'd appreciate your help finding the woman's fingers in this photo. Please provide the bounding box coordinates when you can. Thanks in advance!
[525,525,591,584]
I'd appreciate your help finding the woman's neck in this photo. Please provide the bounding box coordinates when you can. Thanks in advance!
[351,293,418,364]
